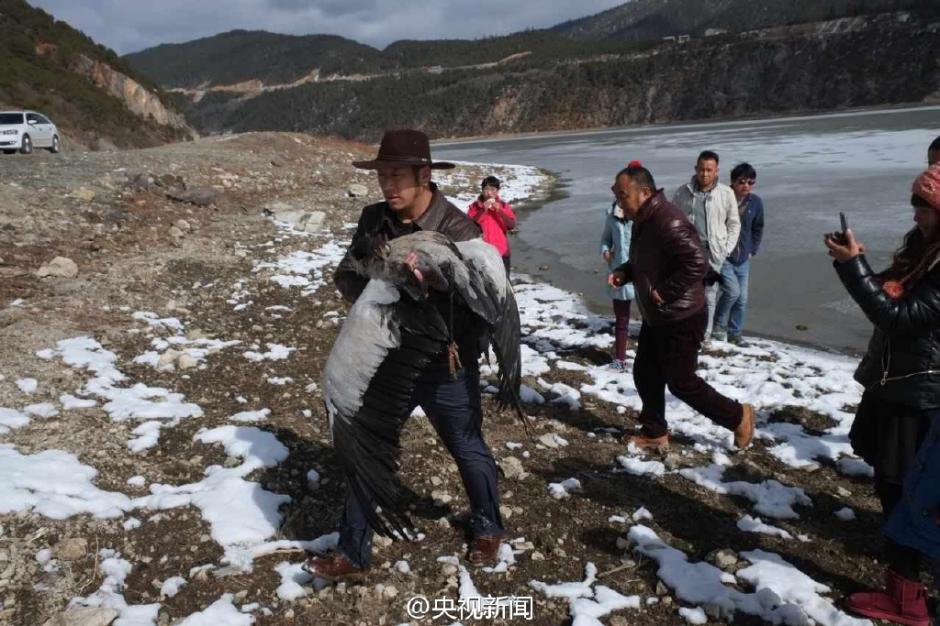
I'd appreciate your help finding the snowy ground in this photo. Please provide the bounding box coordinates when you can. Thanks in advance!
[0,147,888,626]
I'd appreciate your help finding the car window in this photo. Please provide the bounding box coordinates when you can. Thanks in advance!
[36,115,51,125]
[0,113,24,125]
[26,113,39,123]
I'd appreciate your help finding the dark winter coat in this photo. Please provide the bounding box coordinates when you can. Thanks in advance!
[612,190,708,326]
[727,193,765,266]
[334,188,484,378]
[835,255,940,409]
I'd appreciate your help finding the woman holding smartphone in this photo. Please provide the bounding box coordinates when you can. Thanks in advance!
[825,163,940,626]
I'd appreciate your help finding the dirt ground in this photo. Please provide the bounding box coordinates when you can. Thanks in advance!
[0,134,914,626]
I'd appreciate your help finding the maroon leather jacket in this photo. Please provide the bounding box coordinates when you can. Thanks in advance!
[613,190,707,326]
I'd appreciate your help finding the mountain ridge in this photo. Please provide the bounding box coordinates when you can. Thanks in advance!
[0,0,191,150]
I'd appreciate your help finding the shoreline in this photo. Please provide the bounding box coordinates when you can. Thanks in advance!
[431,101,940,147]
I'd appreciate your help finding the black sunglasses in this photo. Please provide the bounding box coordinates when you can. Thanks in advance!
[735,178,756,186]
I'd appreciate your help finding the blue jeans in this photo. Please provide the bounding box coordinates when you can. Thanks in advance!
[339,365,503,567]
[715,260,750,337]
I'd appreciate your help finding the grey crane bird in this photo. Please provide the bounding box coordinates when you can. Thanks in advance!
[322,230,522,539]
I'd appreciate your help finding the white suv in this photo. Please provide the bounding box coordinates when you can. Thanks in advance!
[0,111,60,155]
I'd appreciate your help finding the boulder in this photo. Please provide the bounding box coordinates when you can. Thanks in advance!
[71,187,96,202]
[166,187,220,207]
[36,257,79,279]
[42,607,119,626]
[347,183,369,198]
[500,456,527,480]
[56,537,88,561]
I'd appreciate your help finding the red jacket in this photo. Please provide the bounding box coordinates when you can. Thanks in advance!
[467,198,516,257]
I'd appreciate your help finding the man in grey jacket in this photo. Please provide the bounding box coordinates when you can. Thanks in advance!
[672,150,741,339]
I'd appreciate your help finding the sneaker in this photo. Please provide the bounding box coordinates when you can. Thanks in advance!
[606,359,627,372]
[711,328,728,342]
[728,335,746,346]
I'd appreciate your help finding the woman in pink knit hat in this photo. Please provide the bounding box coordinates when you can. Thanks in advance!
[825,164,940,626]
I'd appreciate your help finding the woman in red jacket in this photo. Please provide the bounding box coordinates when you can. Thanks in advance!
[468,176,516,277]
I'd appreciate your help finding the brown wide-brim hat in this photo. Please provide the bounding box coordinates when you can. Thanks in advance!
[352,129,455,170]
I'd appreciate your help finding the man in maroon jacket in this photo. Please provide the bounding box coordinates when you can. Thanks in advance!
[608,163,755,451]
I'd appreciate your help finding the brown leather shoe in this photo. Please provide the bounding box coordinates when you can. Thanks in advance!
[735,403,756,449]
[302,552,368,582]
[626,432,670,452]
[468,533,504,566]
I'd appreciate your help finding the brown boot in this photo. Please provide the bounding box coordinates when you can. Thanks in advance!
[468,533,504,566]
[302,552,369,583]
[626,432,670,452]
[735,403,755,449]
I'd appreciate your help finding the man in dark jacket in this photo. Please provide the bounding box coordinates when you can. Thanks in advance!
[714,163,765,344]
[608,164,755,451]
[307,129,506,582]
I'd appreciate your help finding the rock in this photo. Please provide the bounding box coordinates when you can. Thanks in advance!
[429,476,443,487]
[536,433,560,449]
[177,354,198,370]
[530,551,545,561]
[655,581,670,596]
[552,547,567,558]
[127,173,155,191]
[836,486,852,498]
[440,563,458,576]
[663,453,683,471]
[431,491,453,506]
[94,137,118,152]
[347,183,369,198]
[383,585,399,599]
[610,617,629,626]
[294,211,326,232]
[500,505,513,520]
[166,187,220,207]
[56,537,87,561]
[708,548,739,571]
[157,174,185,190]
[500,456,527,480]
[42,607,119,626]
[36,257,79,279]
[174,219,191,233]
[157,350,180,370]
[72,187,97,202]
[168,226,185,240]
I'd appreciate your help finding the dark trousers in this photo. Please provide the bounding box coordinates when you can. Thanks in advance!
[633,308,743,438]
[877,481,922,579]
[613,299,632,361]
[339,366,503,567]
[502,255,511,278]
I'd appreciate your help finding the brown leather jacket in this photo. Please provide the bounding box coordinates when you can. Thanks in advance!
[334,188,482,302]
[613,190,707,326]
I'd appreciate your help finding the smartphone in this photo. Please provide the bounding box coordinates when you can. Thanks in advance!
[833,212,849,244]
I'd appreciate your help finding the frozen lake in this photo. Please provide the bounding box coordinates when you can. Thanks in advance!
[435,106,940,353]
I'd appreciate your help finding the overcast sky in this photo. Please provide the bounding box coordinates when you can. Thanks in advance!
[27,0,626,55]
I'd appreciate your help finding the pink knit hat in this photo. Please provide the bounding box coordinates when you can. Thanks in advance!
[912,164,940,210]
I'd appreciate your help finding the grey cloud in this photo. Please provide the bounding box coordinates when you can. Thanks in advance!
[26,0,625,54]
